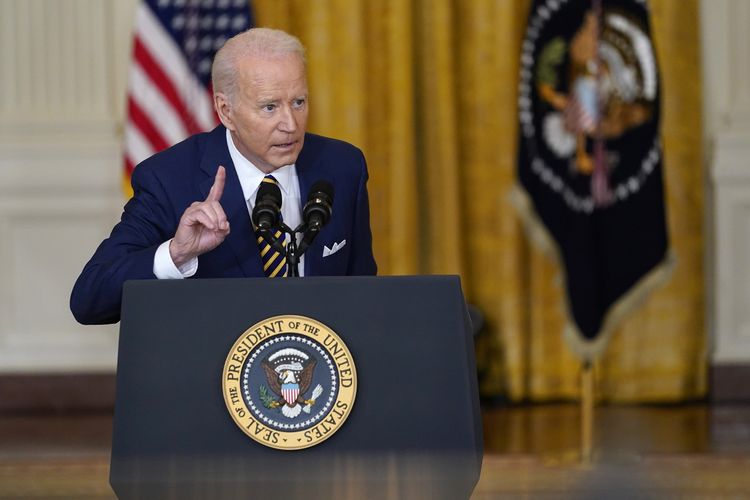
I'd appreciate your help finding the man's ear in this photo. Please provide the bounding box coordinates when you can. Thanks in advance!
[214,92,234,131]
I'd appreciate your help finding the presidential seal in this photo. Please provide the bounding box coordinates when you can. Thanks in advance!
[222,315,357,450]
[519,0,661,211]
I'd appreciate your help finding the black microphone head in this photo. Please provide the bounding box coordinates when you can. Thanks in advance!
[252,181,282,229]
[258,179,282,204]
[310,180,334,201]
[304,180,334,229]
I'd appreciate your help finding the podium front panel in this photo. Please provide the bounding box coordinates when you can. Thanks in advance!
[112,275,482,499]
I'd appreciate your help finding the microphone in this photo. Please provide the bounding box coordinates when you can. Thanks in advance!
[252,180,282,230]
[303,180,334,230]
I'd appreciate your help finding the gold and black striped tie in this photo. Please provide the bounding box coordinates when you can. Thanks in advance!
[256,175,288,277]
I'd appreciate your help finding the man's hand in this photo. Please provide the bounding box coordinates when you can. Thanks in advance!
[170,166,231,268]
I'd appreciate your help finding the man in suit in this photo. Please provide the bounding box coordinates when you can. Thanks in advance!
[71,28,377,325]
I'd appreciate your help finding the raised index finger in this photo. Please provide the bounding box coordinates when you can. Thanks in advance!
[206,165,226,202]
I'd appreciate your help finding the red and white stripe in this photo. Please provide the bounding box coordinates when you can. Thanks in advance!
[123,3,218,191]
[282,387,299,406]
[563,97,597,134]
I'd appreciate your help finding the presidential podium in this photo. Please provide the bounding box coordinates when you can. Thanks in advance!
[110,275,483,499]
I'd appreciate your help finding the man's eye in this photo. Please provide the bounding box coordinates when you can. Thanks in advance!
[293,99,306,108]
[263,104,276,112]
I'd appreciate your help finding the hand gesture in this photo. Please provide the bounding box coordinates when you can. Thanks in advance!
[170,166,231,267]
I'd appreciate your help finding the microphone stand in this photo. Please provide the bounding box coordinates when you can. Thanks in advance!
[259,222,321,277]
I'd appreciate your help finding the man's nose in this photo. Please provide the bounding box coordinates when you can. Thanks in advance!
[278,106,298,133]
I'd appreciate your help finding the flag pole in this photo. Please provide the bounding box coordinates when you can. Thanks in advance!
[580,0,600,466]
[580,360,594,464]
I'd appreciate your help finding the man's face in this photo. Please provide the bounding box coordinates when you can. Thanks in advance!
[216,53,308,173]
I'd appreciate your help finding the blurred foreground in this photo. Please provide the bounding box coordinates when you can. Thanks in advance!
[1,403,749,498]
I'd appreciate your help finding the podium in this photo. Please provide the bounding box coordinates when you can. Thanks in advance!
[111,275,482,499]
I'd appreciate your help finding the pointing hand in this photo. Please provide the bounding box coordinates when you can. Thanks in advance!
[170,166,231,267]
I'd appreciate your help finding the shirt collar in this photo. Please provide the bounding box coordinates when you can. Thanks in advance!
[225,128,297,202]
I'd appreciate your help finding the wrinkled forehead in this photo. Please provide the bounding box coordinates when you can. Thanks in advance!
[236,56,308,102]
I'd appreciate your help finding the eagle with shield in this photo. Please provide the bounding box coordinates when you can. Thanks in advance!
[260,347,323,418]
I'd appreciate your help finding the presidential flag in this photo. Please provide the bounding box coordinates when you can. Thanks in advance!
[514,0,673,360]
[123,0,253,196]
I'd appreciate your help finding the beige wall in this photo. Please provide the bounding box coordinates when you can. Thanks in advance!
[0,0,138,372]
[702,1,750,363]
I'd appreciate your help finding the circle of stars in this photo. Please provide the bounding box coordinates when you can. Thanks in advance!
[242,334,338,432]
[517,0,660,214]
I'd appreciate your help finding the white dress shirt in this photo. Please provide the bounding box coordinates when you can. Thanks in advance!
[153,129,304,278]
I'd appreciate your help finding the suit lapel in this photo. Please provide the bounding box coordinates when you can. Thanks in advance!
[295,136,328,276]
[198,126,263,277]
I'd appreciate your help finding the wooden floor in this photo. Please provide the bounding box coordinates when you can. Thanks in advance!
[1,403,749,498]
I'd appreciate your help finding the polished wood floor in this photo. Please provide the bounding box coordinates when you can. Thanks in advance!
[1,403,749,498]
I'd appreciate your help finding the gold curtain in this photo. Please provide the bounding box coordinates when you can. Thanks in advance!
[253,0,705,402]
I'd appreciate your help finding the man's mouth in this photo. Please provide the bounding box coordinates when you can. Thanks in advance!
[272,141,297,150]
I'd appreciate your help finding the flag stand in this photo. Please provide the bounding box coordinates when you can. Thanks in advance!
[580,360,594,464]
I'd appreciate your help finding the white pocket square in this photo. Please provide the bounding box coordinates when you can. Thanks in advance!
[323,239,346,257]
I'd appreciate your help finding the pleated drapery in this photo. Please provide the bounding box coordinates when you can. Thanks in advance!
[253,0,705,402]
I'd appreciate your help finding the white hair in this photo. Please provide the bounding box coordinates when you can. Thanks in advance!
[212,27,306,102]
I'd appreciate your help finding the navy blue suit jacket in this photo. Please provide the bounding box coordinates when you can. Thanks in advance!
[71,126,377,324]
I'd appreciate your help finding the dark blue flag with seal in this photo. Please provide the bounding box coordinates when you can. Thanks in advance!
[513,0,674,360]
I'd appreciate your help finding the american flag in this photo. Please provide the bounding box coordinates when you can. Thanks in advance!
[123,0,253,196]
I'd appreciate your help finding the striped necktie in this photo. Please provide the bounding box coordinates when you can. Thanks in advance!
[256,175,288,277]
